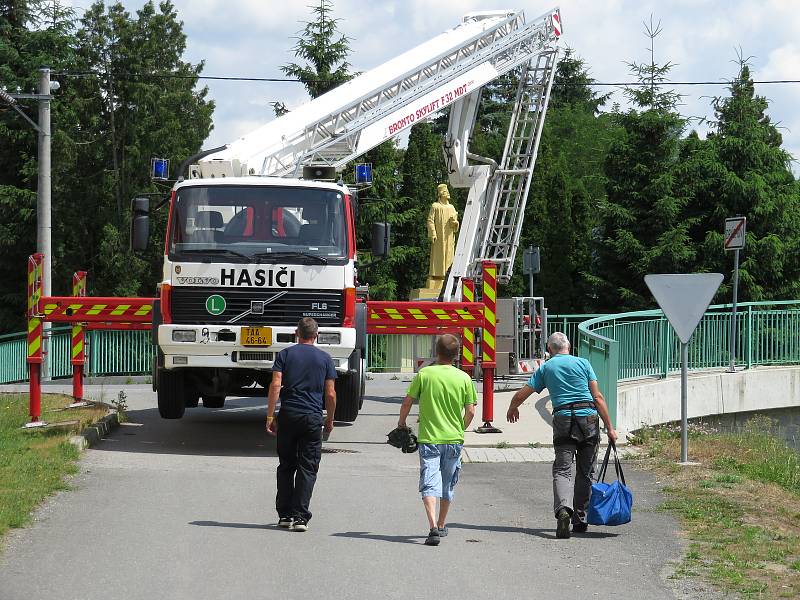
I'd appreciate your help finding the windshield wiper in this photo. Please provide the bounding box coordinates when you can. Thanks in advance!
[179,248,251,261]
[252,251,328,265]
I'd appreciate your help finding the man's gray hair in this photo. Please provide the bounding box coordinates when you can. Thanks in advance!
[297,317,319,340]
[547,332,570,353]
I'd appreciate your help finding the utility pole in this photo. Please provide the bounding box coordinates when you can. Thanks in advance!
[37,68,53,377]
[38,68,52,303]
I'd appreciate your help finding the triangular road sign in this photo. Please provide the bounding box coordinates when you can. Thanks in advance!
[644,274,724,343]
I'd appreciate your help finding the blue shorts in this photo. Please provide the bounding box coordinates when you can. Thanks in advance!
[418,443,463,502]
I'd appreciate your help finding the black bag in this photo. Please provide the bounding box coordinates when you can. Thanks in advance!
[387,426,418,453]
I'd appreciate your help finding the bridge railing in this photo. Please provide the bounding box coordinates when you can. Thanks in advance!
[577,300,800,425]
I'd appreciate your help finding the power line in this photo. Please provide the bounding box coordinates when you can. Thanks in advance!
[50,71,800,86]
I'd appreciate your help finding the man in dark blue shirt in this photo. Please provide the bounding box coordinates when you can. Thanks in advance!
[266,317,336,532]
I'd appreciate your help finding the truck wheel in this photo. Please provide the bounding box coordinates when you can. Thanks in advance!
[203,395,225,408]
[334,353,363,422]
[157,369,186,419]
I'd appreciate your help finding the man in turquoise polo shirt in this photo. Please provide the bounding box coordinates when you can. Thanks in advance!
[507,332,617,539]
[398,334,477,546]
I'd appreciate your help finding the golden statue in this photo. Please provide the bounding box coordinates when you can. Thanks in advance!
[412,184,459,299]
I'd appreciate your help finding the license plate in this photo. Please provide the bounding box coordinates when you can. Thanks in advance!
[241,326,272,347]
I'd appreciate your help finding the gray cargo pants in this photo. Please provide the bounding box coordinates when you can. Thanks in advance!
[552,413,600,524]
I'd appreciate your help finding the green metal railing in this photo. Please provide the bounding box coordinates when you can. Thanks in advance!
[0,328,151,384]
[577,301,800,425]
[546,314,603,354]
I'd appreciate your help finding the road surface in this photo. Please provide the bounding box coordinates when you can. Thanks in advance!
[0,381,697,599]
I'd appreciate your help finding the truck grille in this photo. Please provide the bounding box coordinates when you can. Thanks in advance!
[171,287,343,326]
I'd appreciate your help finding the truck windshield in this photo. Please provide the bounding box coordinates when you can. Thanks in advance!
[168,185,349,263]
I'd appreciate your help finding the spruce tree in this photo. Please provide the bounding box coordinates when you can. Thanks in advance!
[681,61,800,301]
[590,22,695,311]
[281,0,353,99]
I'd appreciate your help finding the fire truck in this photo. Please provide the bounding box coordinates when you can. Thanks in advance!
[131,8,562,421]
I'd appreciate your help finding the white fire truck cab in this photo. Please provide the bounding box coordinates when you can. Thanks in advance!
[147,176,366,420]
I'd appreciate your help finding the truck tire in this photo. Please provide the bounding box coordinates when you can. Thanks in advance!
[334,352,363,422]
[157,369,186,419]
[203,395,225,408]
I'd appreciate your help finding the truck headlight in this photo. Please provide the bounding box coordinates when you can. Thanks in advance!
[172,330,197,342]
[317,332,341,345]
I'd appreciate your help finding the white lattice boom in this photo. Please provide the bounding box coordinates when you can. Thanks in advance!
[200,8,562,178]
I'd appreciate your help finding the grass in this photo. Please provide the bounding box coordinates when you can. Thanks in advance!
[633,417,800,598]
[0,393,106,543]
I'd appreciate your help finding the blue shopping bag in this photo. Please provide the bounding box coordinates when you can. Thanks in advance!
[587,442,633,526]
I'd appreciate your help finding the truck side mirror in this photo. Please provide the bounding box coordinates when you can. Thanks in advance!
[130,197,151,252]
[371,222,391,257]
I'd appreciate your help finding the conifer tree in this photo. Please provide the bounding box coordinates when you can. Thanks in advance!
[590,21,695,311]
[281,0,353,99]
[680,60,800,301]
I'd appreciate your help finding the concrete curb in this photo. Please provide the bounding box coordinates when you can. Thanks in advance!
[69,411,120,451]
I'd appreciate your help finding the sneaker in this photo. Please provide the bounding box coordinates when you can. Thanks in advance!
[437,526,448,537]
[278,517,293,528]
[556,508,571,539]
[572,522,588,533]
[424,527,440,546]
[291,518,308,532]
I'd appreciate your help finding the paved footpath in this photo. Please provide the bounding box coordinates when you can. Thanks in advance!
[0,380,696,600]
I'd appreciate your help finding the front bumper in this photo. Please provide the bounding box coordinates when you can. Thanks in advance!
[158,324,355,371]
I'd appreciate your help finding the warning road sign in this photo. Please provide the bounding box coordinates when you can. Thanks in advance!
[724,217,746,251]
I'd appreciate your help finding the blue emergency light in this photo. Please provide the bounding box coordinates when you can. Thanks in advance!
[355,163,373,184]
[151,157,169,180]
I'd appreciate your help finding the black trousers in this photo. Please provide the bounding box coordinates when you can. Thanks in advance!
[275,411,323,522]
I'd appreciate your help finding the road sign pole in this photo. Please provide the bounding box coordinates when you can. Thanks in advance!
[528,271,534,298]
[728,249,740,372]
[680,342,688,463]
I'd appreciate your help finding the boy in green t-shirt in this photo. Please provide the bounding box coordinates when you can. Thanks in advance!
[398,334,477,546]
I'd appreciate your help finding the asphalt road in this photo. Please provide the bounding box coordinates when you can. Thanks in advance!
[0,381,691,600]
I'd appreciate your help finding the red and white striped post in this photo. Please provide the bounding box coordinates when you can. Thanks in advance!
[26,253,45,426]
[476,261,501,433]
[460,278,476,377]
[70,271,88,405]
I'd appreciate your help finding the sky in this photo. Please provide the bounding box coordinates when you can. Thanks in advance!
[61,0,800,168]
